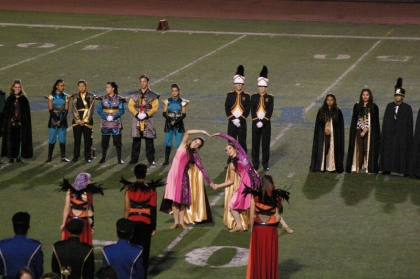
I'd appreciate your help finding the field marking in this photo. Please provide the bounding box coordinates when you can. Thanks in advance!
[304,40,382,114]
[150,190,225,269]
[1,23,420,41]
[269,39,382,147]
[0,30,111,72]
[149,35,246,87]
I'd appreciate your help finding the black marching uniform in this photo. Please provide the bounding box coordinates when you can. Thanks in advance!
[71,92,95,162]
[251,92,273,170]
[52,236,95,279]
[225,91,250,153]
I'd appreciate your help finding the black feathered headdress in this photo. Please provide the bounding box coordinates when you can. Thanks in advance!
[59,178,104,200]
[242,185,290,204]
[257,65,269,87]
[394,77,405,96]
[119,176,166,193]
[233,65,245,84]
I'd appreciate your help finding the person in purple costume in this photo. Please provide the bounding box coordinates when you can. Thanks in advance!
[160,130,214,230]
[211,133,260,232]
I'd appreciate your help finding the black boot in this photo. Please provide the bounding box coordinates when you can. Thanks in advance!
[116,146,124,164]
[161,146,171,166]
[45,144,55,163]
[60,143,70,162]
[99,148,107,163]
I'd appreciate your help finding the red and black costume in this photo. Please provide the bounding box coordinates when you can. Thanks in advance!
[59,179,104,245]
[244,186,290,279]
[120,177,165,279]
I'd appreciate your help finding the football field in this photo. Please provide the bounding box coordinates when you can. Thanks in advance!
[0,10,420,278]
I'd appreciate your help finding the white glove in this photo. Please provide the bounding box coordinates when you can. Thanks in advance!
[256,121,263,128]
[232,118,241,127]
[137,113,147,120]
[106,115,114,122]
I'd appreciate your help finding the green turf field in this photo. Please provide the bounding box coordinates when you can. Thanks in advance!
[1,10,420,278]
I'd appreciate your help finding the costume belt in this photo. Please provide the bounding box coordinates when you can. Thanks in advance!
[77,108,89,111]
[167,110,182,118]
[103,109,119,113]
[129,212,151,219]
[53,106,64,111]
[254,221,279,227]
[67,215,88,220]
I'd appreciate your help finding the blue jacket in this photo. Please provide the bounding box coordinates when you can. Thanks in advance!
[0,234,44,279]
[102,239,144,279]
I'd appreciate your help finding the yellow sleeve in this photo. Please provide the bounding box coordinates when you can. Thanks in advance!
[128,98,138,116]
[147,98,159,117]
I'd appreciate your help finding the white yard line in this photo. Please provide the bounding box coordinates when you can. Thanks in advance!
[269,40,382,147]
[303,40,382,114]
[1,22,420,41]
[150,35,246,86]
[0,30,111,72]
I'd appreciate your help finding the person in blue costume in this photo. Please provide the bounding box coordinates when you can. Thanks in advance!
[45,79,72,163]
[97,81,126,164]
[0,212,44,279]
[161,83,189,166]
[102,218,144,279]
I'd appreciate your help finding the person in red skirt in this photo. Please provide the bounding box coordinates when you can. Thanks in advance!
[244,174,290,279]
[59,172,104,245]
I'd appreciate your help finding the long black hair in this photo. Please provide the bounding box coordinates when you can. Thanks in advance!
[226,142,239,170]
[51,79,64,95]
[107,81,119,95]
[186,137,204,163]
[320,93,339,121]
[357,88,373,117]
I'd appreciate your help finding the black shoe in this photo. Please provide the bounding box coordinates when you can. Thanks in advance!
[118,159,124,164]
[99,158,106,164]
[72,157,78,162]
[16,157,23,163]
[129,160,138,164]
[9,158,14,163]
[263,167,270,171]
[45,158,52,163]
[86,159,92,163]
[161,161,169,166]
[61,158,70,162]
[149,161,156,167]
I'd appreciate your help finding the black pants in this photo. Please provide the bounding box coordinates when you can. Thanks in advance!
[73,125,92,160]
[101,134,122,149]
[131,137,155,163]
[252,121,271,169]
[131,221,153,279]
[227,120,247,153]
[9,125,21,158]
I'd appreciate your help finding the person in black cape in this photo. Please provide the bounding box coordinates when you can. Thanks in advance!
[0,89,5,139]
[410,111,420,178]
[1,80,33,163]
[346,88,380,174]
[379,77,413,176]
[310,93,344,173]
